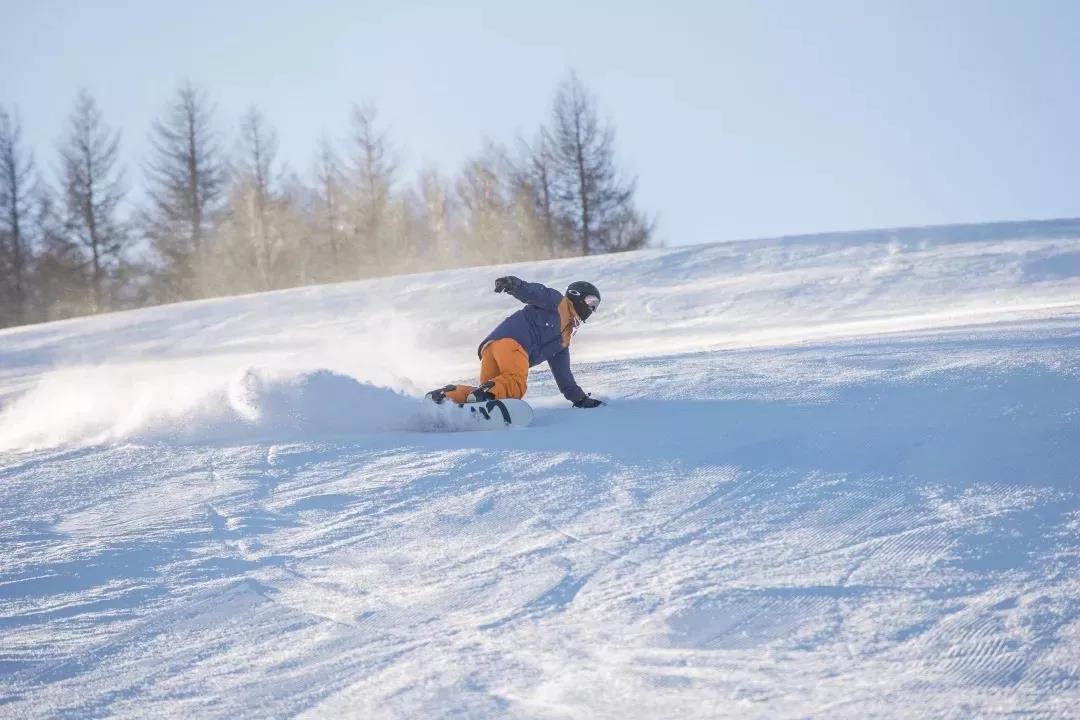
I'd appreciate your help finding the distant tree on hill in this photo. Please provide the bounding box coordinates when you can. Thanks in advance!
[347,103,395,276]
[221,106,282,292]
[454,141,550,265]
[516,129,570,258]
[269,170,312,287]
[548,72,652,255]
[309,135,347,281]
[416,166,454,267]
[0,106,35,326]
[2,68,655,328]
[58,90,129,312]
[29,185,85,320]
[142,82,226,302]
[456,146,506,264]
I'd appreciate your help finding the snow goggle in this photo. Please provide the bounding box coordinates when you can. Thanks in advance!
[569,287,601,311]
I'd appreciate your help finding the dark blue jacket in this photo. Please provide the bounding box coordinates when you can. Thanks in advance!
[480,280,586,404]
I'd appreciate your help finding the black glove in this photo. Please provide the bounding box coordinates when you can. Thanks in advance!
[573,395,604,408]
[494,276,521,294]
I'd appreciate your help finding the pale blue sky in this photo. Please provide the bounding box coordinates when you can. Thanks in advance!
[2,0,1079,245]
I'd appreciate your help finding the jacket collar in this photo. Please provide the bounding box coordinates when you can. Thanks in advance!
[558,297,580,347]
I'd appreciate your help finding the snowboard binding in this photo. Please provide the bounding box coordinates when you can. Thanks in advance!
[425,381,497,405]
[465,381,496,403]
[425,384,457,404]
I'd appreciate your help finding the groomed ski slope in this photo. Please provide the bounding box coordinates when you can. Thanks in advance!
[1,220,1079,719]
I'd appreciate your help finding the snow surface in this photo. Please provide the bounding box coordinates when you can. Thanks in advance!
[1,220,1079,718]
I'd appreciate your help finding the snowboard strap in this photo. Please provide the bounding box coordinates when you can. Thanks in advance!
[487,400,512,424]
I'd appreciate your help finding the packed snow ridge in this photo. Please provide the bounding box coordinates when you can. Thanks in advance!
[1,219,1078,718]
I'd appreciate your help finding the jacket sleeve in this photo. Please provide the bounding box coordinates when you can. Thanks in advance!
[547,347,587,404]
[509,280,563,310]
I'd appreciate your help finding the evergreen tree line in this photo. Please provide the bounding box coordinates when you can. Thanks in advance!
[0,73,653,328]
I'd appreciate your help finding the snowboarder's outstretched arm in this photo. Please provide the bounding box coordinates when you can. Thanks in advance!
[548,348,602,407]
[495,276,562,311]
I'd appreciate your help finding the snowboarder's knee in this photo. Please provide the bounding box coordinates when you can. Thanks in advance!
[493,374,527,399]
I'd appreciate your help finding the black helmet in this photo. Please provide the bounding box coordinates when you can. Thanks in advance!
[566,281,601,321]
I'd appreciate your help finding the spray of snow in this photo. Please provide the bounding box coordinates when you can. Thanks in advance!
[0,365,480,451]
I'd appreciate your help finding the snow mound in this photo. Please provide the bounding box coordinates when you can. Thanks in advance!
[0,366,471,451]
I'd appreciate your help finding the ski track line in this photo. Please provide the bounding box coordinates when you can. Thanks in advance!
[935,615,1026,689]
[11,576,256,690]
[507,495,633,565]
[615,469,778,564]
[839,527,955,587]
[759,506,1014,579]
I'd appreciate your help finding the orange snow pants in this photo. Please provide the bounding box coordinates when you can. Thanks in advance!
[444,338,529,403]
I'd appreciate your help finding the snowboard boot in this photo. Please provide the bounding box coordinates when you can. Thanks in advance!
[425,384,458,404]
[465,381,497,403]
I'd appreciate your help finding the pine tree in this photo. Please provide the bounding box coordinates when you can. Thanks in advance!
[58,90,128,312]
[273,170,311,288]
[417,167,454,267]
[549,72,651,255]
[0,106,35,325]
[310,135,347,280]
[456,148,506,265]
[143,82,226,301]
[455,141,546,265]
[29,185,84,320]
[517,130,566,258]
[231,106,279,291]
[347,103,395,276]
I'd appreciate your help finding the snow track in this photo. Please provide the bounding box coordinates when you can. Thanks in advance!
[1,221,1079,718]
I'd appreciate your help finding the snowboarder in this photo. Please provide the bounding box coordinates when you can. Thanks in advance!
[426,277,605,408]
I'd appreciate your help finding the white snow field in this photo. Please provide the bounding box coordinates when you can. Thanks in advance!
[1,220,1079,719]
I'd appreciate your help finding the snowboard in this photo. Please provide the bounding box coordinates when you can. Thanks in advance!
[428,398,534,431]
